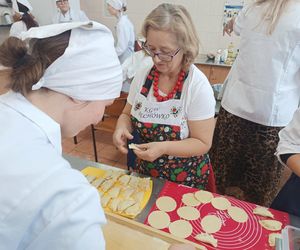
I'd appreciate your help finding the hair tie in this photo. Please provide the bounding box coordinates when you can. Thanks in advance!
[13,53,30,68]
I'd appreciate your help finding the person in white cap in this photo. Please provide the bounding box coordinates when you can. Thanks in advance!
[10,0,38,38]
[0,21,122,249]
[53,0,89,23]
[106,0,135,64]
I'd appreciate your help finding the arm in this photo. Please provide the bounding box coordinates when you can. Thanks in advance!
[113,103,133,154]
[284,154,300,177]
[134,118,215,162]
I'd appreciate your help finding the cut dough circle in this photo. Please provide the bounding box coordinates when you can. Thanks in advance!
[228,206,248,223]
[195,190,214,204]
[253,206,274,218]
[148,211,170,229]
[259,220,282,231]
[268,233,282,247]
[156,196,177,212]
[182,193,201,207]
[177,206,200,221]
[201,215,222,234]
[169,220,193,238]
[211,197,231,210]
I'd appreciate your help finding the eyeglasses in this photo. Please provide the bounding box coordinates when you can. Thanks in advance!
[142,42,181,62]
[56,0,68,5]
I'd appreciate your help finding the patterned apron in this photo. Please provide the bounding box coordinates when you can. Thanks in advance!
[130,67,211,190]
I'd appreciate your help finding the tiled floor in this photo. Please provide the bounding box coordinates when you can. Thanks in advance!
[62,126,127,170]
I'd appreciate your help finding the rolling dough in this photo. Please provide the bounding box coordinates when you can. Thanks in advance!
[194,190,214,204]
[268,233,282,247]
[259,220,282,231]
[253,206,274,218]
[228,206,248,223]
[201,215,222,234]
[156,196,177,212]
[148,211,170,229]
[177,206,200,221]
[169,220,193,238]
[182,193,201,207]
[211,197,231,210]
[195,233,218,247]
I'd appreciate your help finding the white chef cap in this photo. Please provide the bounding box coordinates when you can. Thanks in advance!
[106,0,126,11]
[20,21,122,101]
[12,0,33,14]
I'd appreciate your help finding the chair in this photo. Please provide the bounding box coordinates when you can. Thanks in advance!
[91,93,127,162]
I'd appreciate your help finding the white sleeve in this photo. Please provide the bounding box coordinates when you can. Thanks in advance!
[115,21,130,56]
[233,4,250,36]
[9,22,25,38]
[186,68,216,120]
[277,108,300,156]
[28,186,106,250]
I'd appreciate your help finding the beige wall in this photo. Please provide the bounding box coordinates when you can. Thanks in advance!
[81,0,249,54]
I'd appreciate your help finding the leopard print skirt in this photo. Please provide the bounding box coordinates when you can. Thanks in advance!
[210,106,284,207]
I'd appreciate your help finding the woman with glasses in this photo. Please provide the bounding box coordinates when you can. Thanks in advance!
[53,0,89,23]
[113,4,216,190]
[10,0,38,38]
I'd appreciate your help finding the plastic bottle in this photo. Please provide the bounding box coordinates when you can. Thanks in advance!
[214,49,222,64]
[221,49,228,63]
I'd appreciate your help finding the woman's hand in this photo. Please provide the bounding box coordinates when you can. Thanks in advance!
[113,127,133,154]
[223,17,236,36]
[134,142,166,162]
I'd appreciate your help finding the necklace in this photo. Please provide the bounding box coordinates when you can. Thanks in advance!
[153,69,185,102]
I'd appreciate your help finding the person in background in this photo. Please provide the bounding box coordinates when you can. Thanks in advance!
[271,108,300,217]
[210,0,300,206]
[113,4,216,191]
[53,0,89,23]
[0,21,122,249]
[10,0,38,38]
[106,0,135,65]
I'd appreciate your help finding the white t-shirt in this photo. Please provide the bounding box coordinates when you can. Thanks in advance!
[0,91,106,250]
[221,1,300,126]
[128,64,216,121]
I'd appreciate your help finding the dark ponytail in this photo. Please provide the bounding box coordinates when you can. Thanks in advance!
[0,31,70,95]
[21,13,39,30]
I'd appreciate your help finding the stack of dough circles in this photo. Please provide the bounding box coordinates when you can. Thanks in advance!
[211,197,231,210]
[177,206,200,220]
[182,193,201,206]
[148,211,170,229]
[195,190,214,204]
[201,215,222,234]
[228,206,248,223]
[156,196,177,212]
[169,220,193,238]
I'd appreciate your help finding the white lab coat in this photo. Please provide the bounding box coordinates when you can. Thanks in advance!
[0,91,106,250]
[221,2,300,126]
[115,14,135,64]
[53,9,89,23]
[9,21,27,38]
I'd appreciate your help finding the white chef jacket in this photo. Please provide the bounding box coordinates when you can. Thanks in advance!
[53,9,89,23]
[277,108,300,158]
[9,21,27,38]
[0,91,106,250]
[221,1,300,126]
[115,14,135,64]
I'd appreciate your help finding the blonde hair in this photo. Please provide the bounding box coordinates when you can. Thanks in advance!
[254,0,290,34]
[141,3,199,70]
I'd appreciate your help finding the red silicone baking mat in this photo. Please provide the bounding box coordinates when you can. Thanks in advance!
[144,181,290,250]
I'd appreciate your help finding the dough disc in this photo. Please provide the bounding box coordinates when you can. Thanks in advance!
[259,220,282,231]
[156,196,177,212]
[201,215,222,234]
[211,197,231,210]
[177,206,200,220]
[169,220,193,238]
[148,211,170,229]
[195,190,214,203]
[182,193,201,207]
[228,206,248,223]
